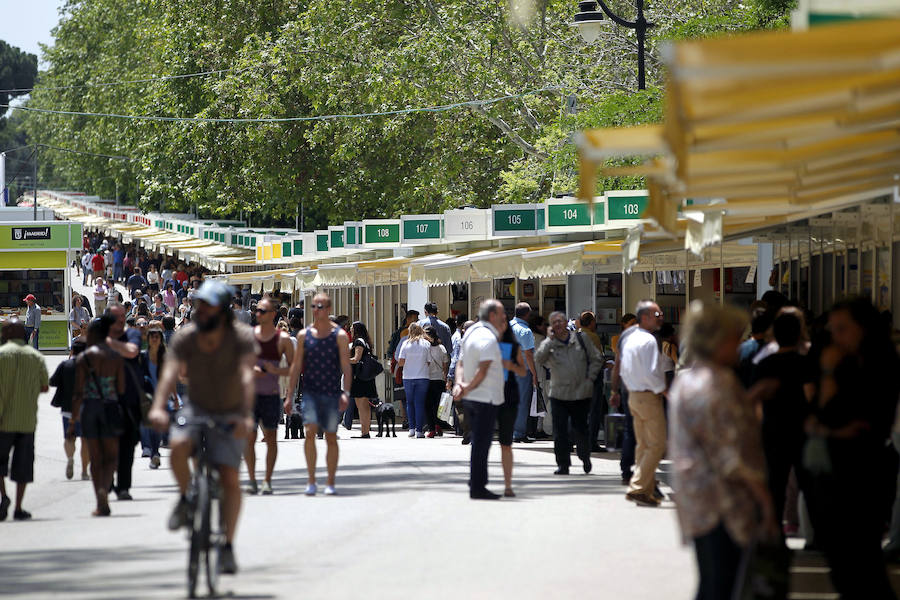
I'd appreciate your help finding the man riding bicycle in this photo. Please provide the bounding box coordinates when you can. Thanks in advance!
[148,280,258,574]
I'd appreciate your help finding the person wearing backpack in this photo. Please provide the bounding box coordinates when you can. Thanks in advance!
[349,321,380,438]
[534,311,604,475]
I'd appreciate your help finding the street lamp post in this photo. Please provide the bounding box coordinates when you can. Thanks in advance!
[571,0,653,90]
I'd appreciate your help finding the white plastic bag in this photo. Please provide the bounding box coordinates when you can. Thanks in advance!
[529,388,546,418]
[438,392,454,423]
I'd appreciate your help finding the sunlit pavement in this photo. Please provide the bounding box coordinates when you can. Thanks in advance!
[3,356,692,599]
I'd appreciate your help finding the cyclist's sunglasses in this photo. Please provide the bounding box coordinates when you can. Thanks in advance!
[311,303,327,310]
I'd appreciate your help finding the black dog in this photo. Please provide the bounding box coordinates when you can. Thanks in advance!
[372,400,396,437]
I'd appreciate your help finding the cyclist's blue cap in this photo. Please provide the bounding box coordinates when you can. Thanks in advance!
[194,280,234,308]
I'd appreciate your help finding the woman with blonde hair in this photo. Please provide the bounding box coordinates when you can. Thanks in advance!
[397,323,432,438]
[669,301,777,600]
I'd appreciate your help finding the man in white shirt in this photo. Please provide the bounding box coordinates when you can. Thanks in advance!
[452,299,507,500]
[618,300,667,507]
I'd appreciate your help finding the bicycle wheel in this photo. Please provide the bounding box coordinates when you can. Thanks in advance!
[188,473,209,598]
[205,472,220,596]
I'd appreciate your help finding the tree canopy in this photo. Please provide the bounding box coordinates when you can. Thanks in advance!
[17,0,792,229]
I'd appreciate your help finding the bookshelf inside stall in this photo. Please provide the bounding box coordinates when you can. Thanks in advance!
[595,273,622,350]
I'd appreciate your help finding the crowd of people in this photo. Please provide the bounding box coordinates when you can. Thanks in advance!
[2,250,900,597]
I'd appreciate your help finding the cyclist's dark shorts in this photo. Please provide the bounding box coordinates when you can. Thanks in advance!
[170,405,246,470]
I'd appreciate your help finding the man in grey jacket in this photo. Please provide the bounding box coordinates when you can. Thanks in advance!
[535,311,604,475]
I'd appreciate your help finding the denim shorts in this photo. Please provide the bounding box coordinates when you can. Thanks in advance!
[302,392,340,433]
[253,394,282,431]
[62,414,82,438]
[169,405,246,470]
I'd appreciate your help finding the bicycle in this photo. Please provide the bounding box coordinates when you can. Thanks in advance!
[175,415,229,599]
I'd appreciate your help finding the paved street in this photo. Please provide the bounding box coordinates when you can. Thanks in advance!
[2,356,694,599]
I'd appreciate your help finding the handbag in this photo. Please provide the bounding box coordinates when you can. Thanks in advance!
[357,344,384,381]
[438,392,454,423]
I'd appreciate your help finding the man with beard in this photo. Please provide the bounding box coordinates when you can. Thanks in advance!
[149,280,258,574]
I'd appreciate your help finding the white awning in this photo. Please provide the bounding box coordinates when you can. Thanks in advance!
[520,243,587,279]
[315,263,359,287]
[470,248,526,280]
[422,251,494,287]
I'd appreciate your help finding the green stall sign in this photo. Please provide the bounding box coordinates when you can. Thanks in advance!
[330,230,344,248]
[345,227,356,246]
[365,223,401,244]
[607,195,648,221]
[282,242,292,257]
[547,203,591,228]
[593,202,606,225]
[316,235,329,252]
[403,219,441,241]
[293,240,303,255]
[493,208,536,232]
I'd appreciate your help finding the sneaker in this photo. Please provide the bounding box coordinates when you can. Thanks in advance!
[305,483,317,496]
[261,481,273,495]
[0,496,9,521]
[116,490,133,501]
[13,509,32,521]
[416,431,425,438]
[244,480,258,495]
[167,496,191,531]
[553,468,570,475]
[408,430,416,438]
[220,543,238,575]
[81,473,91,481]
[324,485,337,496]
[149,455,161,470]
[66,458,74,480]
[141,448,152,458]
[583,457,592,474]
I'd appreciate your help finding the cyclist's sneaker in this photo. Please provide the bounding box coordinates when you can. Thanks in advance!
[260,480,273,495]
[304,483,317,496]
[220,543,238,575]
[244,480,258,495]
[324,485,337,496]
[167,495,191,531]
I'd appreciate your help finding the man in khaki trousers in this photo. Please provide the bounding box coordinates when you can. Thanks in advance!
[618,300,667,507]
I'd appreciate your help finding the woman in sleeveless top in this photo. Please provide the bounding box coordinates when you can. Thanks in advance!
[349,322,377,438]
[69,316,126,516]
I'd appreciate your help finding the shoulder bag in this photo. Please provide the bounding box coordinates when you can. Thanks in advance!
[357,341,384,381]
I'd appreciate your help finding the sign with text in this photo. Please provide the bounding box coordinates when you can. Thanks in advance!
[545,199,594,233]
[492,204,541,236]
[443,209,489,240]
[0,224,74,250]
[362,220,401,245]
[402,216,443,242]
[606,190,649,221]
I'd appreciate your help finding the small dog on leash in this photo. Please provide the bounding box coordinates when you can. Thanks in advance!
[371,399,396,437]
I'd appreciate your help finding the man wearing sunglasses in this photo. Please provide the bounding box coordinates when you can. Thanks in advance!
[286,293,352,496]
[618,300,667,507]
[245,298,294,495]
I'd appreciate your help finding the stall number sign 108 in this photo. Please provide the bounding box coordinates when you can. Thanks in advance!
[377,228,392,238]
